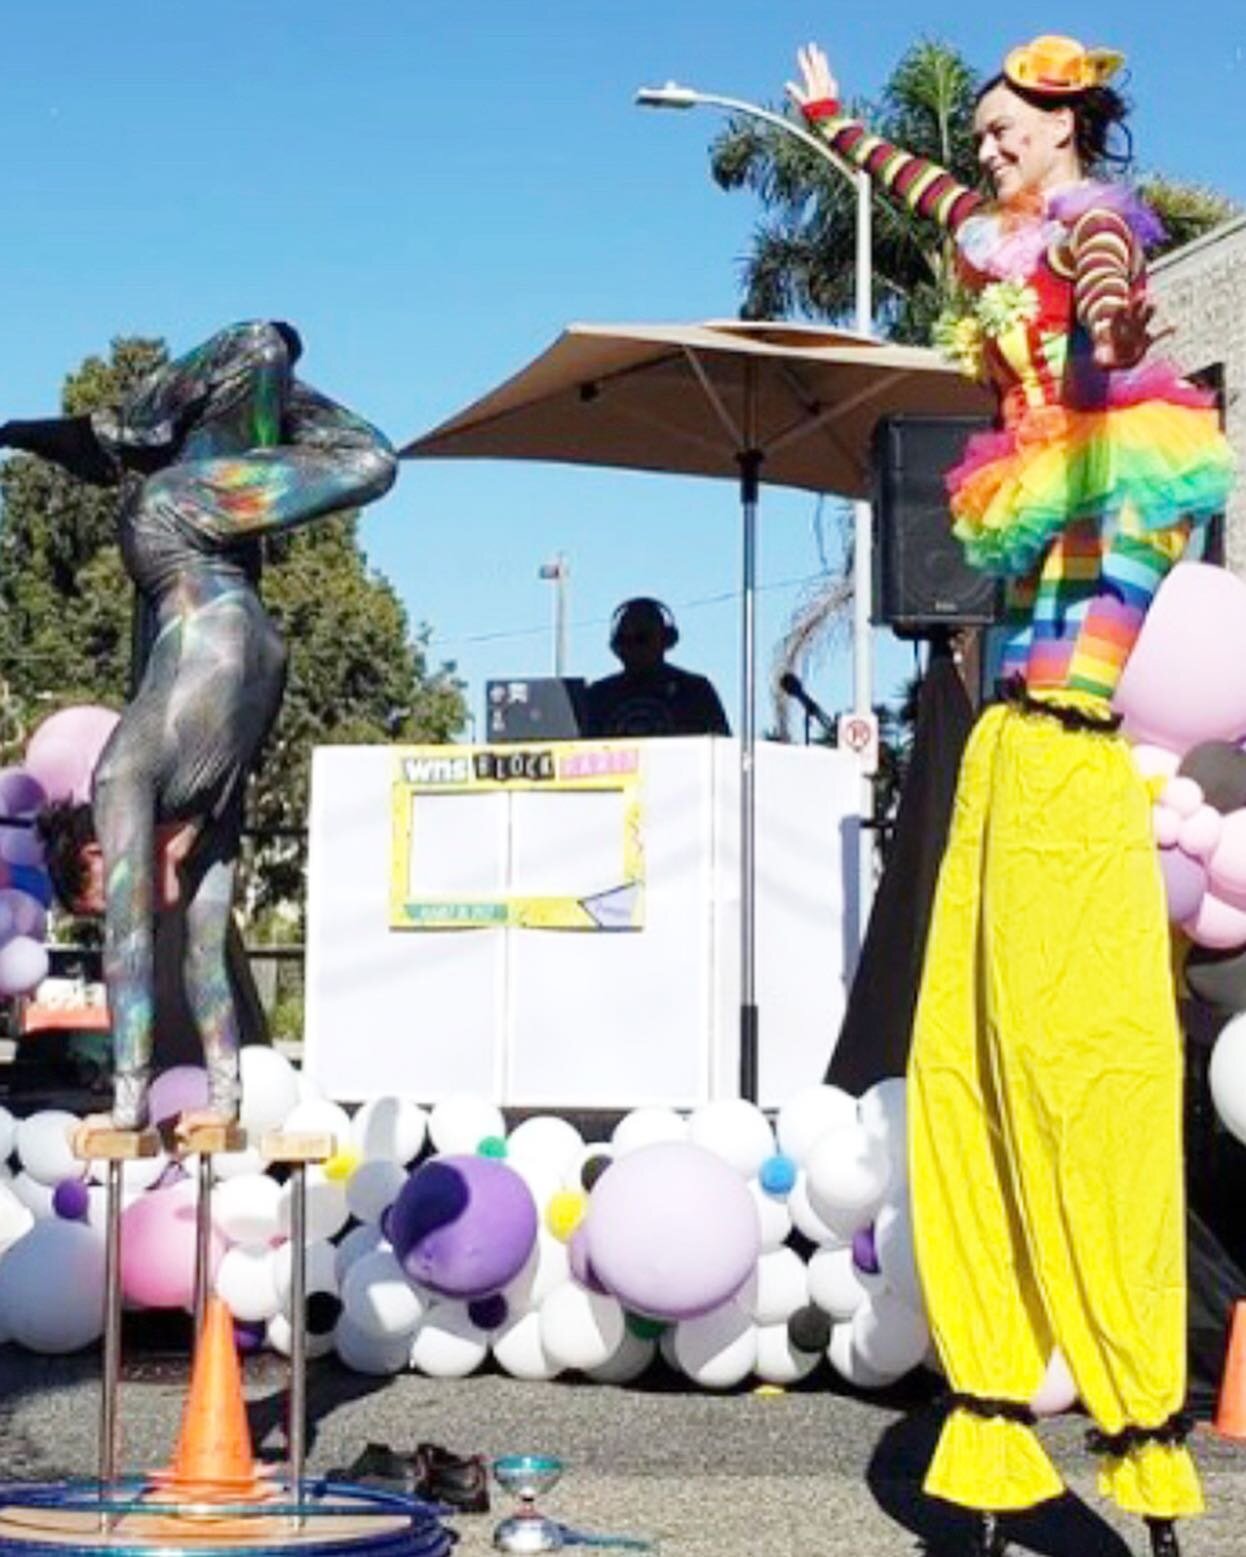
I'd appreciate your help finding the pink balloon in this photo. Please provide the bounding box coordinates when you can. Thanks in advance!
[1159,848,1207,924]
[1152,804,1181,849]
[1031,1349,1078,1418]
[1185,891,1246,951]
[0,935,48,996]
[1209,811,1246,900]
[1178,805,1223,861]
[1162,776,1204,820]
[1131,744,1181,782]
[24,706,121,806]
[1116,564,1246,753]
[120,1181,222,1309]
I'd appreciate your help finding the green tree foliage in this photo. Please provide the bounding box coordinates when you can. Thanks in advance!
[0,336,466,913]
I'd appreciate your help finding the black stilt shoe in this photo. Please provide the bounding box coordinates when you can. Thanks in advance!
[970,1511,1007,1556]
[1146,1517,1180,1557]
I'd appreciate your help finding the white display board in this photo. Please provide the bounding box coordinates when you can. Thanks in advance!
[303,738,859,1107]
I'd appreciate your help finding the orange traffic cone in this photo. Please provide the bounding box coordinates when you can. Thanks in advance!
[148,1296,272,1502]
[1215,1299,1246,1438]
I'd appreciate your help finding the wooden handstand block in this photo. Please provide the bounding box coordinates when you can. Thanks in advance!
[175,1120,248,1156]
[70,1118,162,1162]
[260,1130,336,1165]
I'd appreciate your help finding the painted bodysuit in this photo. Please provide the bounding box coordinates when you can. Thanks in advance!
[805,108,1233,1519]
[76,321,395,1128]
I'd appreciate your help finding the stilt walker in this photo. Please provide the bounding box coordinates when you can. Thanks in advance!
[789,33,1235,1557]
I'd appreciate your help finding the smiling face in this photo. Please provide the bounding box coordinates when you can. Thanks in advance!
[974,81,1080,201]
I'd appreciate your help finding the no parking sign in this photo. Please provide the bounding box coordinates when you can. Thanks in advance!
[836,711,879,776]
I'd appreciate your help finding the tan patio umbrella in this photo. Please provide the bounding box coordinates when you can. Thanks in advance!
[402,318,991,1101]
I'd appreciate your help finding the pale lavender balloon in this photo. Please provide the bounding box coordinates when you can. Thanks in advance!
[1159,847,1208,924]
[567,1224,609,1295]
[0,890,47,941]
[0,825,44,869]
[24,706,120,806]
[0,768,46,818]
[583,1141,761,1322]
[148,1066,209,1125]
[0,935,48,996]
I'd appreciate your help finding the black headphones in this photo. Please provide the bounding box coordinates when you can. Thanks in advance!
[609,596,679,654]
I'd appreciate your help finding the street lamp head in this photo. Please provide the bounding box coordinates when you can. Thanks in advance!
[635,82,700,110]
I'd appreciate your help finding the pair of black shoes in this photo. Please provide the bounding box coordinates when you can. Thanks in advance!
[327,1440,490,1513]
[968,1512,1181,1556]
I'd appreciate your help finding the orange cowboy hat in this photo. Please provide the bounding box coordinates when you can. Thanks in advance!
[1003,34,1125,95]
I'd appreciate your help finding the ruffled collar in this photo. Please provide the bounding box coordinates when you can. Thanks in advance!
[957,180,1165,281]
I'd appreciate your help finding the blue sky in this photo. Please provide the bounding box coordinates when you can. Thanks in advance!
[3,1,1244,738]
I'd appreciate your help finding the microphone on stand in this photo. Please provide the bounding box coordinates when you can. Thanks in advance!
[779,672,836,738]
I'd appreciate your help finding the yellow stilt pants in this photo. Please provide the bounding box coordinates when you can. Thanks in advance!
[909,698,1202,1518]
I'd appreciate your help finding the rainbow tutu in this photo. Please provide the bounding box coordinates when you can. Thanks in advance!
[948,363,1235,577]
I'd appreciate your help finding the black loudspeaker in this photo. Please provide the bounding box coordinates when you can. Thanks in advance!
[872,415,1003,635]
[485,677,587,742]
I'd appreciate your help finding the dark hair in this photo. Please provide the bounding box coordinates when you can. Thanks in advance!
[35,801,96,909]
[976,73,1133,173]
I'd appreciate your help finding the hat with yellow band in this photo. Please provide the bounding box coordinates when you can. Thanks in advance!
[1003,34,1125,96]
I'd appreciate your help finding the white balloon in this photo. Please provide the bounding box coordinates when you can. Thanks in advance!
[687,1100,775,1178]
[282,1098,352,1150]
[492,1309,563,1381]
[334,1312,412,1375]
[278,1168,350,1243]
[428,1095,505,1157]
[754,1321,820,1385]
[1031,1348,1078,1417]
[334,1223,390,1286]
[788,1171,843,1246]
[776,1085,857,1166]
[239,1047,301,1135]
[874,1198,921,1313]
[15,1111,83,1187]
[85,1181,147,1235]
[272,1238,339,1308]
[11,1172,56,1220]
[748,1247,809,1326]
[345,1159,406,1225]
[215,1244,282,1322]
[851,1292,930,1379]
[212,1174,283,1246]
[342,1248,426,1340]
[748,1178,793,1251]
[0,1181,34,1252]
[805,1124,892,1236]
[351,1097,428,1164]
[87,1150,168,1192]
[808,1245,866,1321]
[586,1328,657,1386]
[213,1145,267,1181]
[267,1309,336,1360]
[0,1219,105,1352]
[672,1300,758,1389]
[409,1302,489,1378]
[1210,1014,1246,1145]
[296,1070,325,1103]
[827,1320,893,1390]
[858,1079,908,1187]
[0,1105,18,1162]
[504,1228,571,1313]
[539,1282,625,1372]
[507,1116,585,1181]
[610,1107,686,1156]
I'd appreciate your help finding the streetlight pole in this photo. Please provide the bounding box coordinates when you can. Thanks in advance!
[636,82,876,933]
[538,553,569,676]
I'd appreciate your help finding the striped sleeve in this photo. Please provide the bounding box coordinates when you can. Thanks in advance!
[802,112,982,234]
[1069,208,1142,337]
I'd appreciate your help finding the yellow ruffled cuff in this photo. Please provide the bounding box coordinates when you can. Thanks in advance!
[924,1410,1064,1511]
[1097,1441,1205,1519]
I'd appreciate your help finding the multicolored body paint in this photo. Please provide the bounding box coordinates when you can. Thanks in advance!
[89,321,396,1128]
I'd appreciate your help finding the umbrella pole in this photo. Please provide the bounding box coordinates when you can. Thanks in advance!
[737,445,762,1103]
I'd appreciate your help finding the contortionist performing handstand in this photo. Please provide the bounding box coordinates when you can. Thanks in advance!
[10,321,397,1138]
[789,34,1233,1557]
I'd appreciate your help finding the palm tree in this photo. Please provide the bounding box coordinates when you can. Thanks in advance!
[710,39,1240,728]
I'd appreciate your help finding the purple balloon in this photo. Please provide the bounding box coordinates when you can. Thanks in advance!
[148,1066,209,1125]
[582,1142,761,1322]
[0,826,44,869]
[52,1178,91,1221]
[0,890,47,942]
[852,1224,881,1276]
[24,706,120,806]
[567,1225,609,1295]
[388,1155,537,1300]
[0,768,46,818]
[234,1319,267,1354]
[0,935,48,997]
[1159,846,1208,924]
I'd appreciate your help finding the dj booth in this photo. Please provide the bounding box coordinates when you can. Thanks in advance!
[303,737,860,1108]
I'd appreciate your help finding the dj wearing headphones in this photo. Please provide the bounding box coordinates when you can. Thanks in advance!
[583,596,730,738]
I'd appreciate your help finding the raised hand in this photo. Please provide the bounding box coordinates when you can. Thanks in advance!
[1092,296,1171,369]
[786,42,839,112]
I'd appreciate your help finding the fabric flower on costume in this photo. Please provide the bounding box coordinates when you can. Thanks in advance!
[933,309,987,380]
[976,279,1040,339]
